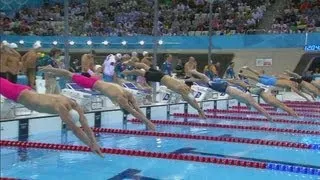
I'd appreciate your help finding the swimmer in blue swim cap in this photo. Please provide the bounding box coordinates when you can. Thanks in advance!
[185,69,273,121]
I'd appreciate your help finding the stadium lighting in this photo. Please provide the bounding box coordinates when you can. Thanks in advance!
[158,40,163,45]
[69,41,75,45]
[87,40,92,45]
[52,41,58,45]
[19,40,24,44]
[102,40,109,45]
[121,41,127,46]
[139,40,145,45]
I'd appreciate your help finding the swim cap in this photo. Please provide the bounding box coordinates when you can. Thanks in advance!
[143,51,148,56]
[9,43,18,49]
[69,109,81,126]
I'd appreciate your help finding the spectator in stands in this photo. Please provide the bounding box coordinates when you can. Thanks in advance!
[161,54,173,76]
[226,62,235,79]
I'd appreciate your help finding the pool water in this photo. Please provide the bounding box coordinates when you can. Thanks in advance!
[1,113,320,180]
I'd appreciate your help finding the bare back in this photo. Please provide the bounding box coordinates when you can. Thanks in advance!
[93,81,129,101]
[22,50,38,70]
[81,54,94,73]
[184,62,196,77]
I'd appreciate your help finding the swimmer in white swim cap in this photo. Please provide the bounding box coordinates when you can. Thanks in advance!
[40,66,156,131]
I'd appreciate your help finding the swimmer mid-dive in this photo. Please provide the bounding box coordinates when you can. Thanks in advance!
[40,66,156,131]
[227,79,298,117]
[240,66,311,101]
[0,78,103,157]
[185,70,273,121]
[284,70,320,98]
[121,60,206,119]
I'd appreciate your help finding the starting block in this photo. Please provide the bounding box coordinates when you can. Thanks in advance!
[62,83,108,111]
[191,82,218,101]
[157,86,182,104]
[122,82,152,105]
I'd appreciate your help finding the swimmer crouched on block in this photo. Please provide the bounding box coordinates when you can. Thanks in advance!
[185,70,273,121]
[121,60,206,119]
[0,78,104,157]
[40,66,156,131]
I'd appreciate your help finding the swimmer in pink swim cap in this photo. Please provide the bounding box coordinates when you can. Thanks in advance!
[0,78,103,157]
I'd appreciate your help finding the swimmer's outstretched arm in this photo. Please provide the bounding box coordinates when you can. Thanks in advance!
[181,92,206,119]
[123,60,150,71]
[241,66,261,76]
[239,73,259,82]
[284,70,302,78]
[40,66,74,79]
[73,105,104,157]
[260,92,298,117]
[17,91,103,157]
[188,70,210,83]
[226,87,273,121]
[290,85,311,102]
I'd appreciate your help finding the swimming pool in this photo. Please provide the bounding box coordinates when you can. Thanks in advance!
[1,101,320,180]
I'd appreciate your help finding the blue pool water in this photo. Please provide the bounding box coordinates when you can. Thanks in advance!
[1,114,320,180]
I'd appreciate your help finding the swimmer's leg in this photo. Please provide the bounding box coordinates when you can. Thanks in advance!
[179,85,206,119]
[260,92,298,117]
[122,69,146,77]
[226,87,273,121]
[118,96,156,131]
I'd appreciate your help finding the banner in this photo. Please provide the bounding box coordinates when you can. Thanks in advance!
[256,58,272,67]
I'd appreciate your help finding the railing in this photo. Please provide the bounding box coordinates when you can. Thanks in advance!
[2,33,320,50]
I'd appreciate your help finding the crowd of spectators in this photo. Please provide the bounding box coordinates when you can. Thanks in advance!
[1,0,319,36]
[270,0,320,33]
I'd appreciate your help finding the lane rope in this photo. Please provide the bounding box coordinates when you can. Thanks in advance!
[205,109,320,118]
[96,125,320,150]
[1,140,319,176]
[172,113,320,125]
[132,117,320,135]
[231,106,320,113]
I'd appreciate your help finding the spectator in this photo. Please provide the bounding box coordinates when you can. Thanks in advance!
[226,62,235,79]
[161,54,173,76]
[45,48,62,94]
[102,54,116,82]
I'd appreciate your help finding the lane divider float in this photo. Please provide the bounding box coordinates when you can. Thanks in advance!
[205,109,320,118]
[1,140,319,176]
[94,125,320,150]
[132,117,320,135]
[172,113,320,125]
[231,106,320,113]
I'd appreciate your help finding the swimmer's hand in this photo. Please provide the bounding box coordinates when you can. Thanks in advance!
[199,110,207,119]
[147,122,156,131]
[90,143,104,158]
